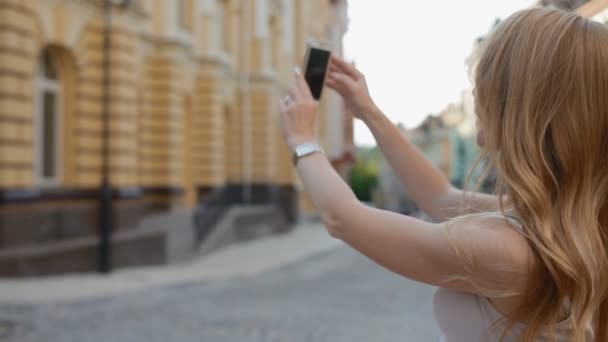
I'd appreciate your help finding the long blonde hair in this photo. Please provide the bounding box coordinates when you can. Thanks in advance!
[472,7,608,341]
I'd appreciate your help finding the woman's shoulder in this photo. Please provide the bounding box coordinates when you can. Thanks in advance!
[446,211,529,250]
[441,211,534,298]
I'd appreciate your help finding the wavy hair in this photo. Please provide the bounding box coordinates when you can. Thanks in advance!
[471,7,608,341]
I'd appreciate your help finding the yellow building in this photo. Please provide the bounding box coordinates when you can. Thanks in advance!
[0,0,351,276]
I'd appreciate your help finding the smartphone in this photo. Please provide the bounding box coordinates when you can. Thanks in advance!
[302,40,331,100]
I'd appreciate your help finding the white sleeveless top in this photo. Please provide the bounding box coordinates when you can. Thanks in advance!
[432,213,595,341]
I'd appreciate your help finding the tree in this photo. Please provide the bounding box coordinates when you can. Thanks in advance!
[349,147,380,202]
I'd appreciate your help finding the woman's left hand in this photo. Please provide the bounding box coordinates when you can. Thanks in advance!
[278,68,319,151]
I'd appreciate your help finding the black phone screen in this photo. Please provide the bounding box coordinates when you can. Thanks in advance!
[304,47,331,100]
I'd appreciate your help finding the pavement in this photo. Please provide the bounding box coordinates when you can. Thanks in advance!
[0,223,341,304]
[0,222,441,341]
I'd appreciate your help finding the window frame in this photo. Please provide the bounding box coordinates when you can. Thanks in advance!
[34,51,63,187]
[177,0,194,32]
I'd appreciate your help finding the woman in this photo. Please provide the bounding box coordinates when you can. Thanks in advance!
[278,7,606,342]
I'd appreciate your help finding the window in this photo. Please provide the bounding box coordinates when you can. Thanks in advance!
[178,0,193,31]
[270,15,280,69]
[35,48,61,185]
[220,0,231,53]
[255,0,269,38]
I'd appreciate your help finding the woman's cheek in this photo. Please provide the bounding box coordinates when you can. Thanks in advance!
[476,130,485,147]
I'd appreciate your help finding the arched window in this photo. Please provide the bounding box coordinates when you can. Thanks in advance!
[178,0,193,31]
[35,48,62,185]
[217,0,231,53]
[270,15,280,69]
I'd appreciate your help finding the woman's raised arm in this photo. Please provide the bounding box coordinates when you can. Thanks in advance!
[326,55,500,221]
[277,71,529,296]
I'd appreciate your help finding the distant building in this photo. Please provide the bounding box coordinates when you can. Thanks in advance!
[0,0,351,276]
[373,105,479,215]
[539,0,591,11]
[373,71,479,213]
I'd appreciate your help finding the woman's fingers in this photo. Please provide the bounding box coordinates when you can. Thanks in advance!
[328,71,356,93]
[330,55,360,79]
[287,63,358,103]
[328,62,341,73]
[326,73,346,93]
[287,87,299,102]
[294,68,313,100]
[279,95,292,115]
[286,68,314,103]
[329,61,351,79]
[328,62,358,90]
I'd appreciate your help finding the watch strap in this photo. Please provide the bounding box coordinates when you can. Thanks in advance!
[292,143,323,166]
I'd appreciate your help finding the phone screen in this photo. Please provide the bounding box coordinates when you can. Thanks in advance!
[304,47,331,100]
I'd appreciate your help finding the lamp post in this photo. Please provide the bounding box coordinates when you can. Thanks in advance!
[98,0,113,274]
[99,0,131,274]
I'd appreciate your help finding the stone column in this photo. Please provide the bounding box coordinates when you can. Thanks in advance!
[192,64,225,187]
[76,21,140,188]
[139,53,184,189]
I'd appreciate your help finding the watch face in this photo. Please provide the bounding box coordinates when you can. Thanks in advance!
[296,143,318,156]
[293,143,323,166]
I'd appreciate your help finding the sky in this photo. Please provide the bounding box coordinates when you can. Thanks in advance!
[343,0,536,146]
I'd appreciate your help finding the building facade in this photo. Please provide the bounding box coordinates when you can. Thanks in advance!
[373,107,479,215]
[0,0,351,276]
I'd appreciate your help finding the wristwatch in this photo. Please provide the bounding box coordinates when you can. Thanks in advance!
[292,143,324,166]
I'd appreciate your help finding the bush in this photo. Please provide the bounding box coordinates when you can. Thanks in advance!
[349,159,379,202]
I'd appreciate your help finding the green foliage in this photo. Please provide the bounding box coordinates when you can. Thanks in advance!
[349,146,380,202]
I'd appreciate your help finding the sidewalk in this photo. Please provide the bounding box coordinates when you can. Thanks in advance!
[0,223,342,304]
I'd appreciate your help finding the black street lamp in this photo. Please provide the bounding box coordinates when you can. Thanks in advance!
[99,0,132,274]
[98,0,113,274]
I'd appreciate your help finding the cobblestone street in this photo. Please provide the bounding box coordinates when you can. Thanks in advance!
[0,246,440,342]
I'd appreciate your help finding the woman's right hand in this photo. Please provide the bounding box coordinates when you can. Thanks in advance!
[326,55,379,121]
